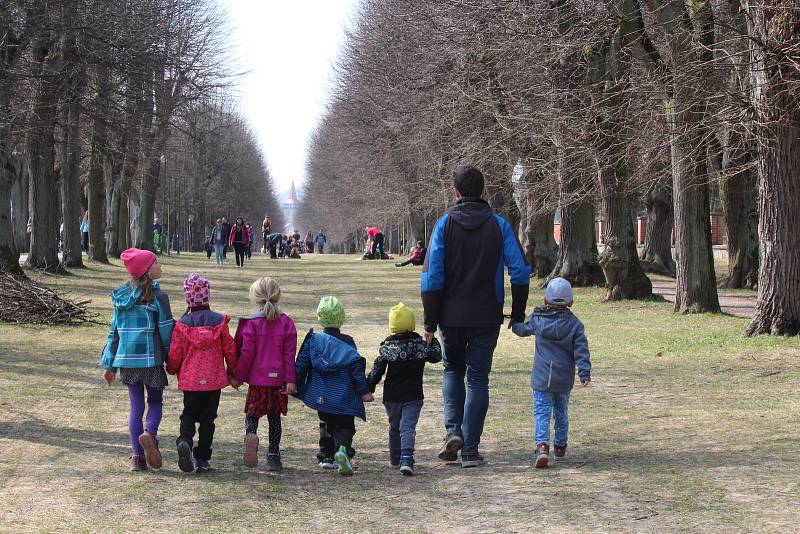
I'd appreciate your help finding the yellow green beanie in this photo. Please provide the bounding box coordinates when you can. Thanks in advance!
[388,302,415,334]
[317,295,345,329]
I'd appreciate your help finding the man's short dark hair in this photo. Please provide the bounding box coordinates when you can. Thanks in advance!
[453,166,485,197]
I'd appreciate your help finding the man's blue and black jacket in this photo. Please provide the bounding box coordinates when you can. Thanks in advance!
[420,197,531,332]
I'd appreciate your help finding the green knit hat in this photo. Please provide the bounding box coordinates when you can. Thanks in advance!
[317,295,345,329]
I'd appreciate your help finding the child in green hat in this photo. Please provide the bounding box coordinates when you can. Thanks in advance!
[293,296,374,475]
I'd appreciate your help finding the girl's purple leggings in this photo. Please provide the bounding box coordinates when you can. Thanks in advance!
[128,384,163,456]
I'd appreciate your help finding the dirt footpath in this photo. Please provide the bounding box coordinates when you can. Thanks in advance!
[650,278,756,318]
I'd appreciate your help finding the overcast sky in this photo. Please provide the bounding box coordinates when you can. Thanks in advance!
[224,0,361,194]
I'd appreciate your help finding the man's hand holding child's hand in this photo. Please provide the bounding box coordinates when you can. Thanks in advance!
[361,393,375,402]
[229,377,241,390]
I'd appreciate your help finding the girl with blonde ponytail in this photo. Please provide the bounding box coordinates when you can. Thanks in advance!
[231,277,298,470]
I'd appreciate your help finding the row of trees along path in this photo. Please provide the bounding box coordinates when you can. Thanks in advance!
[297,0,800,337]
[0,0,284,279]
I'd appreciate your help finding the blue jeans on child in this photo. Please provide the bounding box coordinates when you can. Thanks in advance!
[384,400,424,461]
[533,390,571,446]
[440,325,500,456]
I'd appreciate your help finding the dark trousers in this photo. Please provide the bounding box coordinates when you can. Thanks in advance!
[81,232,89,253]
[371,233,385,257]
[269,242,278,258]
[317,411,356,460]
[317,244,324,254]
[178,390,221,461]
[397,257,423,267]
[233,242,246,266]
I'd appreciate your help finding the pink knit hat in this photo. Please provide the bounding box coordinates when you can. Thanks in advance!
[183,273,210,308]
[120,248,156,278]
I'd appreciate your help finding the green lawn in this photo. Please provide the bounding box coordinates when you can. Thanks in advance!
[1,252,798,533]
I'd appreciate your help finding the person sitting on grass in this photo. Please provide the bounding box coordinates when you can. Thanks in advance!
[395,241,426,268]
[367,303,441,476]
[167,273,237,474]
[511,277,591,468]
[101,248,174,472]
[293,296,374,476]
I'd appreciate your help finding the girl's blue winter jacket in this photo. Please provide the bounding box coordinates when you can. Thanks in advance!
[293,330,369,420]
[512,306,591,393]
[101,281,174,371]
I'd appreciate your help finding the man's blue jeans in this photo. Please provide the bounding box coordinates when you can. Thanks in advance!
[384,399,424,461]
[440,325,500,456]
[533,390,571,446]
[214,243,224,265]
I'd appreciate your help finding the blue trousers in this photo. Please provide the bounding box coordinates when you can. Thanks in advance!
[533,390,571,446]
[214,243,224,265]
[440,325,500,456]
[384,399,424,460]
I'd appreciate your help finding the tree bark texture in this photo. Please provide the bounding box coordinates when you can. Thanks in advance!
[0,83,23,276]
[640,182,676,276]
[25,31,63,272]
[548,198,605,287]
[744,1,800,336]
[87,66,110,263]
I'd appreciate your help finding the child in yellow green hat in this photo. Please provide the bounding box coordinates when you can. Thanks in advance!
[367,303,442,475]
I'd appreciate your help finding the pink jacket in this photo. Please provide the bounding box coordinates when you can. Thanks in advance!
[167,316,237,391]
[233,313,297,387]
[228,224,251,246]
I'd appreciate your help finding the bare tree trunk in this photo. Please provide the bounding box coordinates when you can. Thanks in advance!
[25,31,63,272]
[58,30,85,268]
[597,166,652,300]
[0,88,23,276]
[529,211,557,278]
[744,1,800,336]
[87,66,110,263]
[640,182,675,276]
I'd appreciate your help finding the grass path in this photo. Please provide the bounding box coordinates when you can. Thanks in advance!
[1,252,799,533]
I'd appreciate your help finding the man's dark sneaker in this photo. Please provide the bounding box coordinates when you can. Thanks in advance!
[195,458,213,473]
[554,444,567,458]
[399,455,414,476]
[461,453,486,468]
[535,443,550,468]
[266,453,283,472]
[437,434,463,462]
[177,439,194,473]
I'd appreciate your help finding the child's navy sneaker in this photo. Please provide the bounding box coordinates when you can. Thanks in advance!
[399,455,414,476]
[266,453,282,471]
[319,457,337,469]
[176,439,194,473]
[195,458,213,473]
[334,445,353,476]
[535,443,550,468]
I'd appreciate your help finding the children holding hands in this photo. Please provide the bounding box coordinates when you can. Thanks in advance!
[367,303,441,475]
[511,277,591,468]
[101,248,174,471]
[231,277,298,471]
[166,273,237,473]
[293,296,374,476]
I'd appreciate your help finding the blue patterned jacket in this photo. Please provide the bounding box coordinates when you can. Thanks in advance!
[101,282,174,371]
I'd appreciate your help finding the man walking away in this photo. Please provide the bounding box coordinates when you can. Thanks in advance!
[421,166,531,468]
[315,229,327,254]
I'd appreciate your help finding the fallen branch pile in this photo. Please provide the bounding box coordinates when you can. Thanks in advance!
[0,273,99,325]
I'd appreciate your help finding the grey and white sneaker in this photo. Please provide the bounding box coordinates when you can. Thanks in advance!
[461,453,486,468]
[319,457,337,469]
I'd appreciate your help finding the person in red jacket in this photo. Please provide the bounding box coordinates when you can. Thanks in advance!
[228,217,251,268]
[230,277,298,471]
[167,273,237,474]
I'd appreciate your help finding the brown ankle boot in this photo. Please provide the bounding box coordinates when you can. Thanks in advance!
[535,443,550,468]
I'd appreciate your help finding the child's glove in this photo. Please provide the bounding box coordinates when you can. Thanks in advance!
[103,370,116,385]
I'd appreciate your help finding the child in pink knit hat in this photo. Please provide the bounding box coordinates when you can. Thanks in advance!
[101,248,174,472]
[167,273,237,473]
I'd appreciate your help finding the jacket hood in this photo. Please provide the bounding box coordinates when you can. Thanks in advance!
[446,198,495,231]
[312,332,362,372]
[533,306,574,342]
[111,281,160,310]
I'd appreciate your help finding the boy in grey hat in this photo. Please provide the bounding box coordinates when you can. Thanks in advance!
[511,277,591,468]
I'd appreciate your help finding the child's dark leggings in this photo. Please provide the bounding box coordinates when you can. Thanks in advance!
[317,412,356,460]
[245,413,282,454]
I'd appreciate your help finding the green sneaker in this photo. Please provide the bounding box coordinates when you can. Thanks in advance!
[334,445,353,476]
